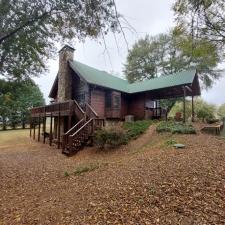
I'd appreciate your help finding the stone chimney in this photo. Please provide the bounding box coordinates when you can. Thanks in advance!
[57,45,75,102]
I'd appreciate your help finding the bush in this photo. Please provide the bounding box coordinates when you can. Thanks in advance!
[74,163,100,176]
[169,98,216,122]
[156,121,196,134]
[94,120,153,149]
[123,120,153,140]
[206,118,220,124]
[165,139,177,146]
[218,103,225,119]
[94,127,128,149]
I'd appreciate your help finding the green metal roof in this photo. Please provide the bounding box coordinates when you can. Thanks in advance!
[69,60,197,94]
[69,60,129,92]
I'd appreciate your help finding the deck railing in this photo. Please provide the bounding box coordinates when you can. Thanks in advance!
[145,107,168,118]
[31,100,85,119]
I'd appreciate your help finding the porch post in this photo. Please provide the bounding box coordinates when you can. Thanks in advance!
[49,113,53,146]
[43,108,46,144]
[155,100,158,117]
[30,118,32,137]
[183,86,186,123]
[192,94,194,122]
[57,105,61,149]
[38,115,41,142]
[33,119,35,140]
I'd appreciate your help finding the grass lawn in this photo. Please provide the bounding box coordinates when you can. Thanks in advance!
[0,129,30,147]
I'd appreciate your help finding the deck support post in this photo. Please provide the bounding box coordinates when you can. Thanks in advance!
[183,86,186,123]
[50,113,53,146]
[33,119,36,140]
[30,118,32,137]
[192,94,194,122]
[43,108,46,144]
[57,105,61,149]
[38,115,41,142]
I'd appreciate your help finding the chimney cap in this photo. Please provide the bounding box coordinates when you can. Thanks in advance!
[58,44,75,53]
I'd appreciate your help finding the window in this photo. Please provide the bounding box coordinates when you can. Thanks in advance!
[105,92,112,108]
[114,95,120,109]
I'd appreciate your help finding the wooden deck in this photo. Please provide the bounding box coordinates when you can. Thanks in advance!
[31,100,85,118]
[201,123,224,135]
[30,100,105,156]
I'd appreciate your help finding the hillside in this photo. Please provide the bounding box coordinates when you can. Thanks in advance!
[0,126,225,224]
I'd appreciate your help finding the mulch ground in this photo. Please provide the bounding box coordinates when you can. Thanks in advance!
[0,125,225,225]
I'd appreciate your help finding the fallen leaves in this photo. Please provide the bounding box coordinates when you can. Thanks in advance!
[1,125,225,224]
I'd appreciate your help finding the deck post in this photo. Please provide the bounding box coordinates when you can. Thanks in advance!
[43,108,46,144]
[38,115,41,142]
[49,113,53,146]
[30,118,32,137]
[166,109,168,121]
[183,86,186,123]
[192,94,194,122]
[33,119,36,140]
[57,105,61,149]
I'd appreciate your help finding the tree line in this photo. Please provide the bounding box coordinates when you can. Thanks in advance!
[0,79,45,130]
[1,0,224,85]
[0,0,225,127]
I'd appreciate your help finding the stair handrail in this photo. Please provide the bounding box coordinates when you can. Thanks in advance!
[74,100,85,114]
[68,118,94,151]
[73,100,86,120]
[70,118,94,138]
[85,102,98,118]
[64,118,85,136]
[62,118,85,150]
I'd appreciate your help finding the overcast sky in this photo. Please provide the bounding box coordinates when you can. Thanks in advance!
[34,0,225,105]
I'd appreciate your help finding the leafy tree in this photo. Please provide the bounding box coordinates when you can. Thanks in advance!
[169,98,216,121]
[173,0,225,44]
[124,32,221,88]
[0,79,45,130]
[0,0,119,80]
[218,104,225,119]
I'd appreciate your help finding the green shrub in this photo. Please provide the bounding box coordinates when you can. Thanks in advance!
[123,120,153,140]
[64,171,70,177]
[74,163,99,176]
[206,118,220,124]
[169,98,216,121]
[165,139,177,146]
[94,120,153,149]
[218,103,225,119]
[94,127,128,149]
[156,121,196,134]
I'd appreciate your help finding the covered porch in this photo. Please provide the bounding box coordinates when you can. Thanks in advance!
[142,73,201,122]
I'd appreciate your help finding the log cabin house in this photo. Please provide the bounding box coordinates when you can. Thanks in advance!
[30,45,201,155]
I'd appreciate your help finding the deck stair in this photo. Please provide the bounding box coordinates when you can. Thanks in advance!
[62,102,105,156]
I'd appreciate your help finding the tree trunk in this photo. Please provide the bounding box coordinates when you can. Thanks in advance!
[2,118,7,130]
[22,121,25,129]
